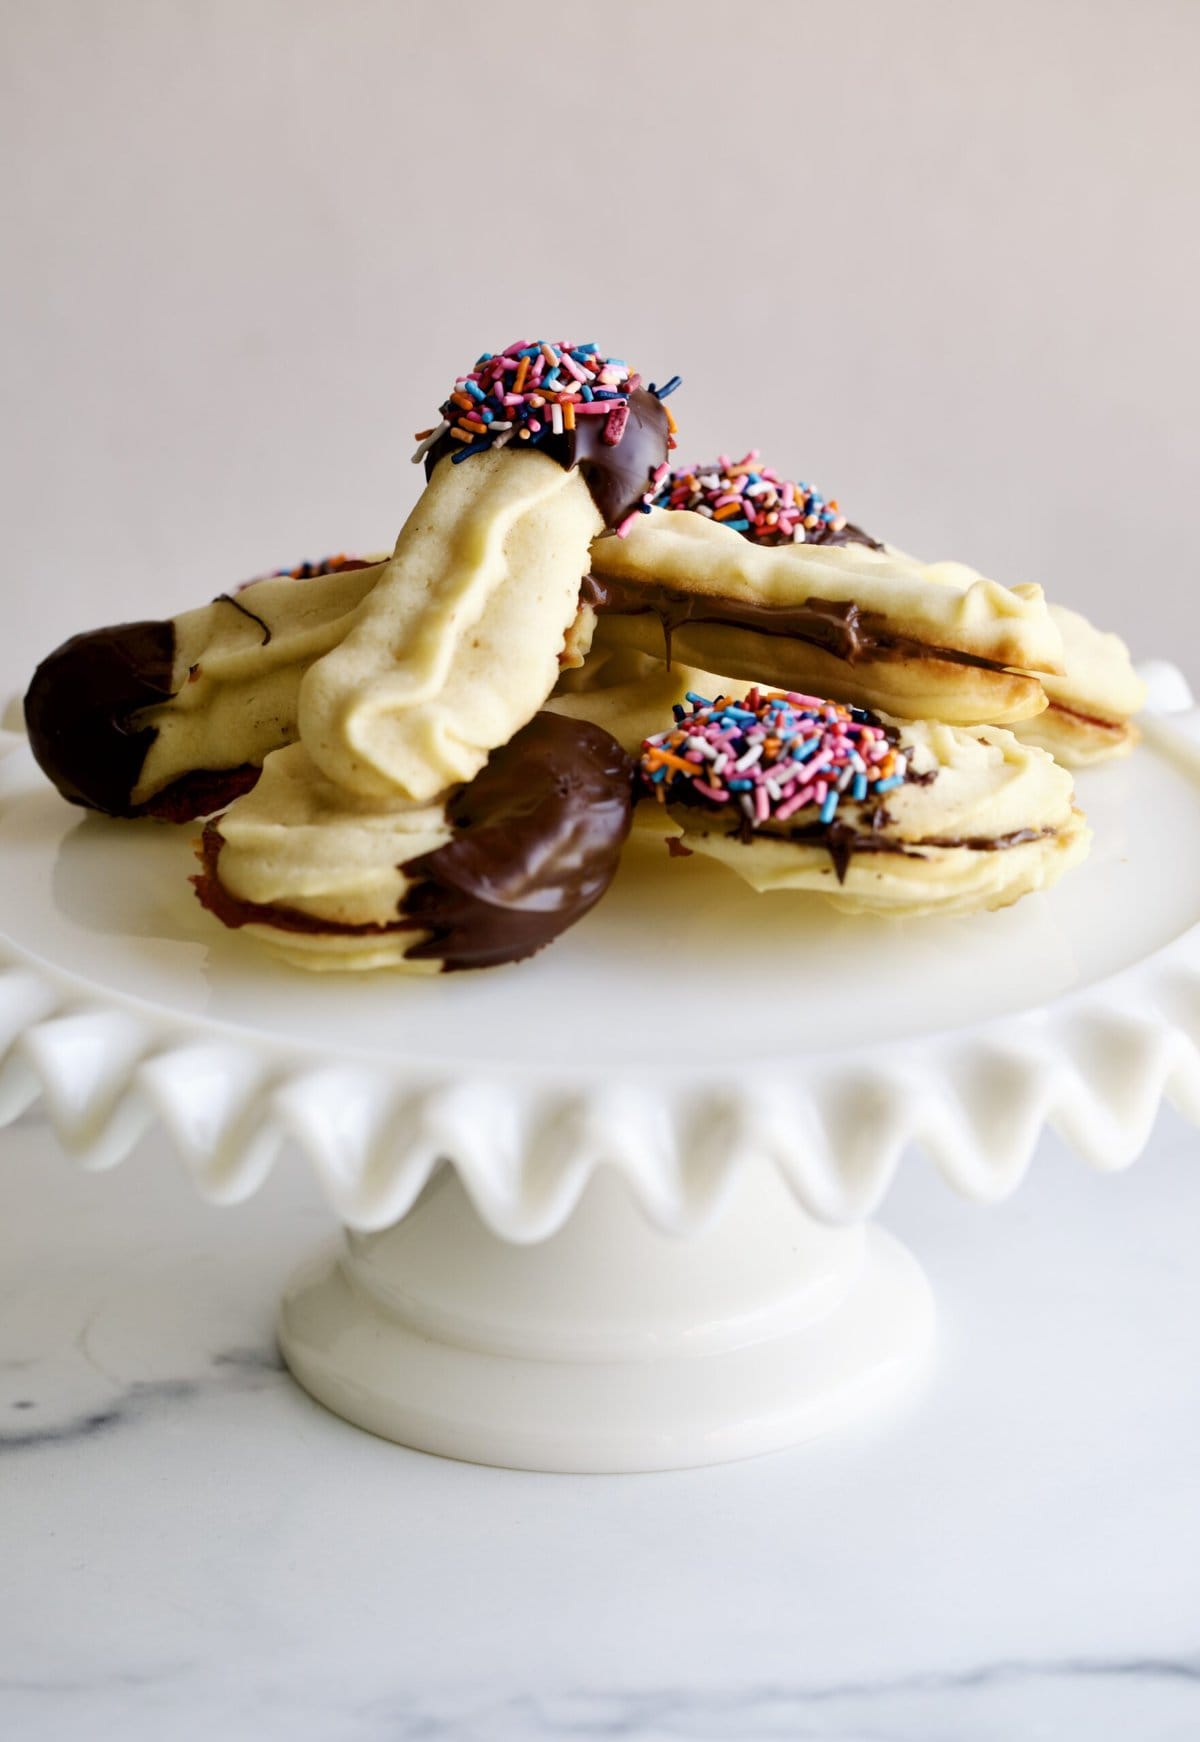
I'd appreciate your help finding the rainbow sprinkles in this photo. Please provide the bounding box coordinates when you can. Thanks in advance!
[412,340,681,535]
[639,690,911,830]
[651,450,849,545]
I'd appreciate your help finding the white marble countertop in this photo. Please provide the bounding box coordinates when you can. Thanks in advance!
[3,1110,1200,1742]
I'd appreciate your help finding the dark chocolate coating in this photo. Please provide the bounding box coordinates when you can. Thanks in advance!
[25,620,177,817]
[424,387,671,533]
[401,713,635,970]
[825,521,883,551]
[193,713,636,973]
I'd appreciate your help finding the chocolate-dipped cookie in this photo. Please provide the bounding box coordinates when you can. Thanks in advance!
[637,687,1090,917]
[194,342,677,969]
[583,453,1063,728]
[24,556,383,820]
[193,713,635,972]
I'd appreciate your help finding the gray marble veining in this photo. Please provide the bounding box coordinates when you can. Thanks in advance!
[3,1115,1200,1742]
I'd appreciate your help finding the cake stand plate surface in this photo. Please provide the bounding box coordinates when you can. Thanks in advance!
[2,663,1198,1470]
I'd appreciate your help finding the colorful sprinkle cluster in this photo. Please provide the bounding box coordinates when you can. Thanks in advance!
[240,554,376,592]
[270,554,375,579]
[411,340,680,534]
[640,690,908,829]
[651,450,847,545]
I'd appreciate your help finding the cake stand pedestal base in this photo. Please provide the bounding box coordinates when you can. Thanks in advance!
[278,1159,935,1472]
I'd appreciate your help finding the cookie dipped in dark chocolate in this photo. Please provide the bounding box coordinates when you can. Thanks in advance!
[24,558,379,821]
[424,387,671,533]
[401,713,635,970]
[193,713,635,972]
[25,619,178,817]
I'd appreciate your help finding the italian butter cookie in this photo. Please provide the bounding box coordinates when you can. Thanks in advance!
[584,453,1062,727]
[24,556,383,821]
[192,713,636,973]
[1011,603,1145,767]
[194,341,677,968]
[638,687,1090,918]
[297,343,675,805]
[25,345,677,823]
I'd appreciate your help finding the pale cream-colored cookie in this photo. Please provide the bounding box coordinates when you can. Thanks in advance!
[1011,604,1145,767]
[198,740,448,972]
[586,507,1062,727]
[298,449,603,804]
[25,527,605,821]
[547,636,734,757]
[135,558,387,807]
[638,690,1090,919]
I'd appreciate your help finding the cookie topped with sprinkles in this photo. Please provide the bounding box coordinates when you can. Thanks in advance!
[268,554,377,580]
[651,451,881,550]
[639,689,910,831]
[237,553,380,595]
[412,340,680,534]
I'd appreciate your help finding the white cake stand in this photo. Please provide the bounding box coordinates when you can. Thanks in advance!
[2,663,1198,1473]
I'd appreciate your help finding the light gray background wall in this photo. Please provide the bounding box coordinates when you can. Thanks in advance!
[2,0,1197,698]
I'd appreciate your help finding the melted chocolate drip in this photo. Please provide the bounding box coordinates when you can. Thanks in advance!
[423,387,671,533]
[216,592,273,646]
[583,575,1013,675]
[193,713,636,973]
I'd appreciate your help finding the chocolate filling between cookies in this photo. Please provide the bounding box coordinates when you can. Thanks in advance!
[582,574,1024,677]
[661,780,1053,883]
[1043,700,1126,733]
[771,820,1056,883]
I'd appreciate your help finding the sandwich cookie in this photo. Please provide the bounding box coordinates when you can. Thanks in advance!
[584,453,1062,728]
[193,713,636,972]
[1012,604,1145,767]
[638,688,1090,917]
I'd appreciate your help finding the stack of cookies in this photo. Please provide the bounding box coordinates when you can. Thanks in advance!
[24,343,1142,973]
